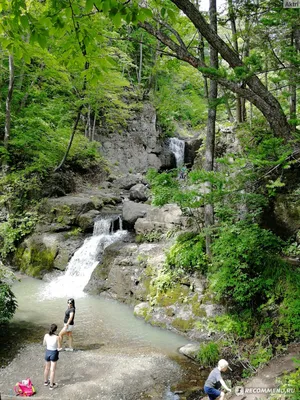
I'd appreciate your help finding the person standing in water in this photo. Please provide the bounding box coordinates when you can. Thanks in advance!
[204,359,231,400]
[43,323,59,390]
[57,298,75,351]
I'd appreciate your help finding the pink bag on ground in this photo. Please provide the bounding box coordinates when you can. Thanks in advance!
[14,378,36,396]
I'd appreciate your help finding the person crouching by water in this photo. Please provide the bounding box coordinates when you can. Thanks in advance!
[204,359,231,400]
[57,298,75,351]
[43,324,59,390]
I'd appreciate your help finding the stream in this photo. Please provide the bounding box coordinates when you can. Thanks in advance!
[0,217,205,399]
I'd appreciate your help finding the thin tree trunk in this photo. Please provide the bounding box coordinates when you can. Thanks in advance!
[204,0,218,256]
[54,105,83,172]
[228,0,242,123]
[138,32,143,85]
[289,29,297,132]
[55,2,89,172]
[3,54,14,173]
[92,112,96,141]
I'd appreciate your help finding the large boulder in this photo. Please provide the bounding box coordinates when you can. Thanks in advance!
[85,241,165,303]
[14,231,84,277]
[129,184,149,202]
[134,204,187,234]
[122,200,151,226]
[40,196,96,227]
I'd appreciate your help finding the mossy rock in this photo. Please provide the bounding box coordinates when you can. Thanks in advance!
[155,284,190,307]
[191,294,207,317]
[14,245,57,278]
[171,317,196,332]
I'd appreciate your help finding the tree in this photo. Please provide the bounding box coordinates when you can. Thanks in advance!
[139,0,293,138]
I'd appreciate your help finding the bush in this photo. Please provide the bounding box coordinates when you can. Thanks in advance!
[197,342,220,367]
[0,282,17,324]
[166,232,208,274]
[272,359,300,400]
[210,222,285,311]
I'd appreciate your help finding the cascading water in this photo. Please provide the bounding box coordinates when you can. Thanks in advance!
[40,216,127,299]
[169,137,185,167]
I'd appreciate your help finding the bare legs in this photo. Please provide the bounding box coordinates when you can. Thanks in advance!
[44,361,57,386]
[219,391,225,400]
[58,327,73,350]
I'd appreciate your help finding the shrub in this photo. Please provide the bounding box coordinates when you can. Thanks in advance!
[0,282,17,324]
[197,342,220,367]
[210,222,285,311]
[166,232,208,274]
[272,359,300,400]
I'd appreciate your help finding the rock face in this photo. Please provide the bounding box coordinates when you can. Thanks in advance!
[184,138,202,167]
[96,103,174,173]
[14,190,123,277]
[134,203,187,234]
[85,237,224,341]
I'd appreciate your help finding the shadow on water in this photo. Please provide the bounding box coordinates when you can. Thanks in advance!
[0,321,45,367]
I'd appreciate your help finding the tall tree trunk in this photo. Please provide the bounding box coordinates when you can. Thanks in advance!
[3,54,14,174]
[204,0,218,256]
[289,28,298,132]
[228,0,242,123]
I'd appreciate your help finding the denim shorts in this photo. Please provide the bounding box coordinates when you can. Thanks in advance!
[204,385,221,400]
[45,349,59,362]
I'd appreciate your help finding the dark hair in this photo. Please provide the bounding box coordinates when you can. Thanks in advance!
[49,324,57,335]
[67,298,75,308]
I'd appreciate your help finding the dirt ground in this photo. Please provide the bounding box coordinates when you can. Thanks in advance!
[0,342,183,400]
[229,343,300,400]
[1,341,299,400]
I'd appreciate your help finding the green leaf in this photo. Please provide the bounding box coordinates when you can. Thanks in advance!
[20,15,29,29]
[36,34,47,48]
[111,12,121,28]
[85,0,94,13]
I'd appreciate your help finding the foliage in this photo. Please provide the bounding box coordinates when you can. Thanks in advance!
[153,60,207,135]
[0,272,17,324]
[276,271,300,341]
[135,231,162,243]
[0,211,39,258]
[272,359,300,400]
[210,221,285,311]
[207,313,254,339]
[146,168,179,206]
[197,342,220,367]
[165,232,208,274]
[249,345,273,369]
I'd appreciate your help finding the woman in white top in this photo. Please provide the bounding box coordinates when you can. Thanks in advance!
[43,324,59,390]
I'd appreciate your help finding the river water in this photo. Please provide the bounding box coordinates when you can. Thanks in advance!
[1,217,204,399]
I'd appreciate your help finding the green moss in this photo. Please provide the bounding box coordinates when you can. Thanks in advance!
[165,307,175,317]
[51,205,73,225]
[134,306,151,319]
[171,317,195,332]
[191,295,207,317]
[143,277,152,295]
[155,284,190,306]
[150,320,167,329]
[14,245,56,278]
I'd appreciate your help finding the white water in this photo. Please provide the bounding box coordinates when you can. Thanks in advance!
[40,217,127,300]
[169,137,185,167]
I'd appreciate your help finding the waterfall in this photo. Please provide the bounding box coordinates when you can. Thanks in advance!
[40,216,127,299]
[168,138,185,167]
